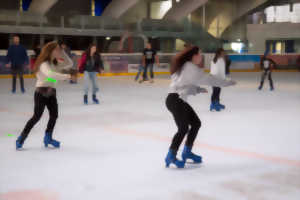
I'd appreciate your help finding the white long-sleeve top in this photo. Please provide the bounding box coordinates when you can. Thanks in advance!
[210,58,226,80]
[169,62,235,101]
[35,51,72,88]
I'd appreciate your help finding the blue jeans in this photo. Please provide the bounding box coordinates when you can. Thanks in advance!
[84,71,99,95]
[143,63,154,80]
[135,65,144,81]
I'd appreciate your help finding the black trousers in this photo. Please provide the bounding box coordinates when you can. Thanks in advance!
[143,62,154,80]
[259,70,274,89]
[166,93,201,153]
[11,67,24,91]
[19,88,58,144]
[211,87,221,103]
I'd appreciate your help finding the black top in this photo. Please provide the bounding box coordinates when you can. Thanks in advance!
[33,47,41,59]
[6,45,29,68]
[85,53,103,72]
[143,48,156,64]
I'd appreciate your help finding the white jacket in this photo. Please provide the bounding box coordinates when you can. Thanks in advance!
[35,51,72,88]
[169,62,235,101]
[210,58,226,80]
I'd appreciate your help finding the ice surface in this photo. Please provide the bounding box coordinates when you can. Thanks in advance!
[0,72,300,200]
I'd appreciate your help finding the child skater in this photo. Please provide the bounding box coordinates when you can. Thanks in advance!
[258,53,276,91]
[165,46,235,168]
[210,48,227,112]
[16,41,72,150]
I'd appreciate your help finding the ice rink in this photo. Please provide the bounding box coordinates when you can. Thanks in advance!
[0,72,300,200]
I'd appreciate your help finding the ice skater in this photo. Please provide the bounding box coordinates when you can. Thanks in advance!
[5,35,29,94]
[79,44,104,105]
[165,46,235,168]
[210,48,227,112]
[16,41,72,150]
[140,42,159,83]
[258,54,276,91]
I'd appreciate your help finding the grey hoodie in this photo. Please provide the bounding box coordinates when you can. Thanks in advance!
[169,62,236,101]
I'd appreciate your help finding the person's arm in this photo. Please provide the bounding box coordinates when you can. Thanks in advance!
[58,50,74,69]
[155,54,159,66]
[260,57,264,69]
[142,50,146,66]
[40,62,70,80]
[23,47,29,66]
[269,58,276,70]
[95,54,104,73]
[185,62,236,87]
[79,53,87,73]
[99,56,104,71]
[199,74,236,87]
[176,85,208,96]
[5,47,12,67]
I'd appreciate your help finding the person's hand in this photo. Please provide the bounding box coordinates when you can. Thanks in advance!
[57,58,65,64]
[200,88,208,93]
[229,80,237,85]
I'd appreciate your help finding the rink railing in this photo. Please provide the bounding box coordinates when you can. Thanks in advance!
[0,51,299,78]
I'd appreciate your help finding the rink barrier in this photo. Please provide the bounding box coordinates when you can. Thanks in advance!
[0,69,299,79]
[1,51,299,78]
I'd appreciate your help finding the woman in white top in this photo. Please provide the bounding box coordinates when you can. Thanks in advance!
[165,46,235,168]
[16,41,72,150]
[210,48,226,112]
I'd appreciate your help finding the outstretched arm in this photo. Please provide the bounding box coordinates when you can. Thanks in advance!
[40,63,70,81]
[57,50,74,69]
[198,74,236,87]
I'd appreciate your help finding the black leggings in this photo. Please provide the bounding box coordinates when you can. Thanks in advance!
[166,93,201,153]
[19,89,58,143]
[259,70,274,89]
[11,68,24,91]
[211,87,221,103]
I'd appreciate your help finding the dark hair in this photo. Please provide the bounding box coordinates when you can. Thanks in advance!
[213,48,224,63]
[171,46,199,75]
[13,35,19,38]
[86,44,100,59]
[184,43,191,48]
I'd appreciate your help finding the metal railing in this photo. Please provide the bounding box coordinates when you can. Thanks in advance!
[0,10,200,34]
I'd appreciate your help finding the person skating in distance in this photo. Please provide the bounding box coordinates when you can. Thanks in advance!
[258,53,276,91]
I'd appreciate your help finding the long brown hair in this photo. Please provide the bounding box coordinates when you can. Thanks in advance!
[213,48,224,64]
[170,46,199,75]
[86,44,100,60]
[33,41,59,73]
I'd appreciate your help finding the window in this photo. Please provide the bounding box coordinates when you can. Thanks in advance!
[265,3,300,23]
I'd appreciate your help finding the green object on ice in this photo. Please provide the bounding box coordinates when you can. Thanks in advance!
[46,77,57,83]
[7,134,15,137]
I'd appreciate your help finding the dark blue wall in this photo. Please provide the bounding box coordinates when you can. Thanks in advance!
[94,0,112,16]
[22,0,32,11]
